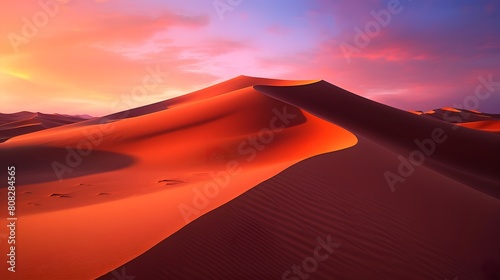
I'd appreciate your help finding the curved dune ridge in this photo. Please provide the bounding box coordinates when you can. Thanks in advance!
[98,138,500,280]
[0,77,357,280]
[98,79,500,280]
[255,82,500,196]
[1,76,499,279]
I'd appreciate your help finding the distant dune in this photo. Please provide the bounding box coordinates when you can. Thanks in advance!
[1,76,499,280]
[415,108,500,134]
[0,111,92,143]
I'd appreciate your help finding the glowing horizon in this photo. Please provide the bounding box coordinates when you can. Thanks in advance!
[1,0,499,116]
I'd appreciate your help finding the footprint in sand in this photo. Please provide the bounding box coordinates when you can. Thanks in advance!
[50,193,72,198]
[157,179,185,186]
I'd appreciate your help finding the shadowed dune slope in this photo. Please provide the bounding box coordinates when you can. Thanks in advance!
[0,77,356,280]
[0,112,91,142]
[255,81,500,197]
[98,137,500,280]
[98,79,500,280]
[2,77,499,280]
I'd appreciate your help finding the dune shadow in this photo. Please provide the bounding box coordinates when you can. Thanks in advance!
[482,260,500,280]
[0,145,135,186]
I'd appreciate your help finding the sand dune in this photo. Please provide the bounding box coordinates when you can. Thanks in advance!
[100,75,319,121]
[421,108,496,123]
[98,137,500,280]
[413,108,500,135]
[456,120,500,134]
[0,112,91,143]
[257,82,500,196]
[0,111,37,123]
[1,77,499,280]
[0,77,356,280]
[98,80,500,280]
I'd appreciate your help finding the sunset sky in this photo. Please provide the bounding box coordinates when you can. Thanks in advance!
[1,0,499,116]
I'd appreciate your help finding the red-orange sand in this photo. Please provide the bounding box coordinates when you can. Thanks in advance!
[0,76,357,279]
[1,76,500,280]
[456,120,500,134]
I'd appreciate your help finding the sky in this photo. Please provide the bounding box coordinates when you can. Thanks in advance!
[1,0,499,116]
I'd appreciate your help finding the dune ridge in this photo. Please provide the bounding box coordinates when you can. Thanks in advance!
[1,76,499,279]
[414,108,500,134]
[97,78,500,280]
[0,112,91,143]
[0,77,356,280]
[255,81,500,197]
[98,137,500,279]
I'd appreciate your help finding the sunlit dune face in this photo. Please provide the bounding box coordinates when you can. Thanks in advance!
[408,110,423,115]
[441,107,461,113]
[456,120,500,134]
[0,79,357,280]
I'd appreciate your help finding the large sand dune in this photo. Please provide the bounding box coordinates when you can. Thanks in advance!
[0,77,356,279]
[1,77,499,280]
